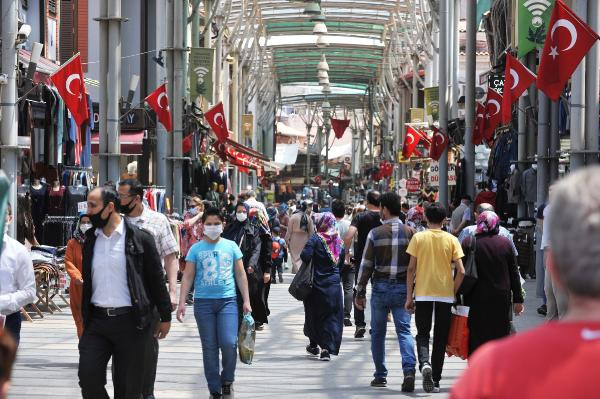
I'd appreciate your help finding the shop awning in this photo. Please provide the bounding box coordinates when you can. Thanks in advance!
[91,131,145,155]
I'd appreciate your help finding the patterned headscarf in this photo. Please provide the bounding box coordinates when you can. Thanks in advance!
[476,210,501,235]
[406,206,425,230]
[249,207,271,236]
[312,212,343,264]
[72,214,88,245]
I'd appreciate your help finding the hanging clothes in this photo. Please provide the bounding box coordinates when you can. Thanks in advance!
[48,186,66,216]
[80,94,93,168]
[53,88,65,164]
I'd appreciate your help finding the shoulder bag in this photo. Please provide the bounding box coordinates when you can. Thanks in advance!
[458,235,478,296]
[288,258,314,301]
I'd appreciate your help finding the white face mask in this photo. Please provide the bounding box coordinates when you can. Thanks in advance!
[204,225,223,240]
[3,222,8,236]
[236,212,248,222]
[80,223,92,234]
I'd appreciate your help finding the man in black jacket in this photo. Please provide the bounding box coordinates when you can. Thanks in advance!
[78,186,172,399]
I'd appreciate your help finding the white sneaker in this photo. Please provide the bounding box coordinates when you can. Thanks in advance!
[421,364,434,393]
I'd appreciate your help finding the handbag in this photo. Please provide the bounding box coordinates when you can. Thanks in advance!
[458,235,478,296]
[288,258,314,301]
[446,305,470,360]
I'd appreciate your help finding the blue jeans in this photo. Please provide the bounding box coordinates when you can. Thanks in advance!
[370,280,416,378]
[194,297,239,394]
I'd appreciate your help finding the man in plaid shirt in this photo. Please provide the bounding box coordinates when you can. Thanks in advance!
[355,192,417,392]
[118,179,179,399]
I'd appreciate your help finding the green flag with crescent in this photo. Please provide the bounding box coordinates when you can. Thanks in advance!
[518,0,556,58]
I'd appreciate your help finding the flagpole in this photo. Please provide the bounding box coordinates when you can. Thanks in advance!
[570,0,588,170]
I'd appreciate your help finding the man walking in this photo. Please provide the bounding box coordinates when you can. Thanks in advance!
[285,200,314,273]
[355,193,417,391]
[458,203,518,257]
[405,204,465,393]
[0,204,36,346]
[450,195,472,236]
[78,186,172,398]
[344,190,382,339]
[117,179,179,399]
[332,200,353,326]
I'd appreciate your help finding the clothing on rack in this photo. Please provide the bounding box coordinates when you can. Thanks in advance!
[48,186,66,216]
[65,185,88,216]
[143,187,168,213]
[30,183,49,242]
[80,94,93,168]
[42,216,78,247]
[61,169,92,189]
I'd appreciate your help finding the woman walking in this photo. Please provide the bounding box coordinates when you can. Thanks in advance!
[301,212,345,361]
[177,207,251,399]
[461,211,524,355]
[64,214,92,338]
[222,203,272,329]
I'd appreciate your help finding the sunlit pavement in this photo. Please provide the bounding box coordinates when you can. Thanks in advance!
[10,279,543,398]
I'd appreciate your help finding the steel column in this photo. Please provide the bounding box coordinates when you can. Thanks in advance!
[464,0,476,199]
[438,0,449,209]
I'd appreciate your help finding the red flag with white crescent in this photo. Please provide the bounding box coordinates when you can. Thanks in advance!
[402,125,423,159]
[145,83,172,132]
[483,88,503,140]
[429,126,449,162]
[50,53,89,126]
[473,102,486,145]
[205,102,229,143]
[501,53,536,124]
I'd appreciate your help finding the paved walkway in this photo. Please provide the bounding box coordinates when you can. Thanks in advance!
[10,278,543,398]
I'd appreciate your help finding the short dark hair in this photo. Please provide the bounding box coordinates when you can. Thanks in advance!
[119,179,144,199]
[461,194,472,202]
[201,207,223,223]
[331,200,345,218]
[93,186,120,212]
[380,192,402,216]
[366,190,381,206]
[425,204,446,224]
[401,203,410,210]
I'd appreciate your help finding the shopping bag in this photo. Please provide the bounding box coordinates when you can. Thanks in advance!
[288,259,313,301]
[446,305,470,360]
[238,313,256,365]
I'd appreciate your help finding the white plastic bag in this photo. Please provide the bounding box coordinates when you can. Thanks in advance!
[238,313,256,365]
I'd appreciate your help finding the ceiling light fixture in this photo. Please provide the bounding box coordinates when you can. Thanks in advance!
[313,22,328,35]
[317,54,329,72]
[316,34,329,48]
[303,2,321,15]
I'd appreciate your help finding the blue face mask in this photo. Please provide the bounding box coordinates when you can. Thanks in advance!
[188,207,199,216]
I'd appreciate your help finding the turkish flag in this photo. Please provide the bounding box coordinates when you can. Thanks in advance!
[483,88,503,140]
[473,102,486,145]
[145,83,172,132]
[205,102,229,142]
[182,133,193,154]
[429,126,449,162]
[501,53,537,123]
[402,125,423,159]
[50,53,89,126]
[537,0,599,101]
[331,118,350,139]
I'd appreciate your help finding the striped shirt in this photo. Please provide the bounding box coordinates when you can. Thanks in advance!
[355,218,414,297]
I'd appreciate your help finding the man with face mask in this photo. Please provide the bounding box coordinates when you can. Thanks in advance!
[117,179,178,399]
[0,203,36,346]
[79,186,172,399]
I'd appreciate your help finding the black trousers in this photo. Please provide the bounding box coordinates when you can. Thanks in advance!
[415,301,452,383]
[4,312,22,346]
[142,315,160,396]
[78,312,152,399]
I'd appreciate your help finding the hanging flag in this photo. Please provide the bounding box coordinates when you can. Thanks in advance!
[182,133,194,154]
[473,102,486,145]
[537,0,600,101]
[145,83,172,132]
[501,53,537,123]
[50,53,89,126]
[429,126,449,162]
[402,125,423,159]
[330,118,350,139]
[483,88,503,140]
[205,102,229,142]
[518,0,556,58]
[189,47,215,102]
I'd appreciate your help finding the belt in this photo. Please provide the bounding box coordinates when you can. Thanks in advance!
[91,306,133,317]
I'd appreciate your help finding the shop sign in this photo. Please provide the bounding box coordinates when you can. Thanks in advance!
[410,108,425,123]
[428,162,456,186]
[406,177,421,193]
[242,114,254,138]
[424,87,439,122]
[488,73,505,95]
[91,103,151,132]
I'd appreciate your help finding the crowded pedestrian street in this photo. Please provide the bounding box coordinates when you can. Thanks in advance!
[9,278,543,398]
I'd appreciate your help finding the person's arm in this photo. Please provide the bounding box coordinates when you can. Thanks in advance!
[354,232,375,310]
[64,240,83,284]
[163,253,179,310]
[184,212,202,227]
[246,233,262,274]
[176,261,196,322]
[260,234,272,283]
[141,233,172,339]
[405,255,417,313]
[508,253,525,312]
[453,258,466,294]
[284,215,294,244]
[0,249,36,315]
[234,258,252,314]
[343,225,357,263]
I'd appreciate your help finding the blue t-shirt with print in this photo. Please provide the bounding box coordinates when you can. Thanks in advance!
[185,238,243,299]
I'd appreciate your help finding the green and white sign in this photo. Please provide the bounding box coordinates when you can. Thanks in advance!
[517,0,555,58]
[189,47,215,102]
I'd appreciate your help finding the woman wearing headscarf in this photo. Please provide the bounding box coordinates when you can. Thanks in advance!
[222,203,272,329]
[461,211,524,355]
[64,214,92,338]
[406,206,426,232]
[301,212,345,361]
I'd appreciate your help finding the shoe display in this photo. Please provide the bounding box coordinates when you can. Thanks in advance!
[422,364,434,393]
[306,345,320,356]
[343,318,352,327]
[370,377,387,387]
[320,350,331,361]
[354,326,366,339]
[401,372,415,392]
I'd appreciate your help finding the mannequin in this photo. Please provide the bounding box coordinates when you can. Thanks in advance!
[194,155,211,197]
[521,164,538,217]
[65,179,88,216]
[48,179,66,216]
[507,164,522,204]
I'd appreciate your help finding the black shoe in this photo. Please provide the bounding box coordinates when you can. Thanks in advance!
[433,381,440,393]
[354,326,366,339]
[306,345,320,356]
[209,393,222,399]
[344,318,352,327]
[255,322,264,331]
[402,372,415,392]
[422,363,434,393]
[370,377,387,387]
[222,383,233,396]
[279,275,283,283]
[537,304,547,316]
[320,349,331,361]
[143,396,156,399]
[272,279,277,284]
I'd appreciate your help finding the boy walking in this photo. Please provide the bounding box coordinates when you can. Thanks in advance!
[405,204,465,393]
[271,227,287,283]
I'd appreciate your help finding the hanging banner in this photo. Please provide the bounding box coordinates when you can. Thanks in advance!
[428,162,457,186]
[331,118,351,139]
[410,108,425,123]
[517,0,555,58]
[488,73,505,95]
[424,87,439,122]
[189,47,215,102]
[242,114,254,138]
